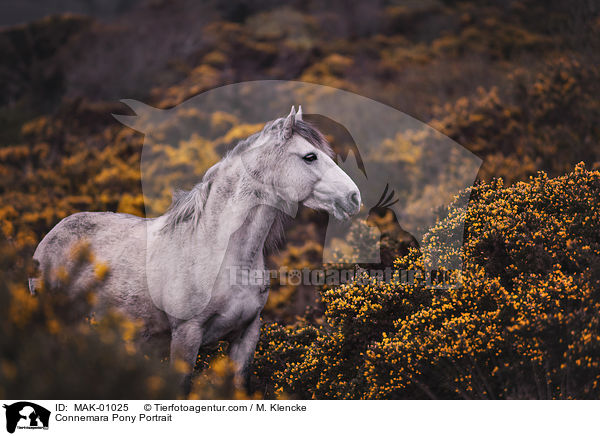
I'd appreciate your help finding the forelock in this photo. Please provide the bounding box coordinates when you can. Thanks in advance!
[290,119,334,158]
[231,116,334,158]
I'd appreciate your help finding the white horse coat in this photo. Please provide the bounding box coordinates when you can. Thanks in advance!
[32,107,361,391]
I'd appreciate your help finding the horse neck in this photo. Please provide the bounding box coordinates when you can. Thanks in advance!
[200,171,281,269]
[224,203,279,268]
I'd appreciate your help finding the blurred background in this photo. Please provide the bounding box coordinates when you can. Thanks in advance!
[1,0,599,399]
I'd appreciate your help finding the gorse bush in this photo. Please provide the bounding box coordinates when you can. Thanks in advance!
[365,164,600,399]
[252,164,600,399]
[431,58,600,183]
[5,163,598,399]
[0,234,183,399]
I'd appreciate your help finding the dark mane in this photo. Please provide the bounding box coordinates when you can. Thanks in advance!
[292,119,334,158]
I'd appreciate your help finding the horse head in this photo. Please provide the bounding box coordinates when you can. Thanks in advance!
[238,106,362,221]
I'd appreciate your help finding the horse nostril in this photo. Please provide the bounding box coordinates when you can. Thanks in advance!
[349,191,360,209]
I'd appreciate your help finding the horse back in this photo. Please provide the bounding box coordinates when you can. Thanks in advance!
[32,211,147,293]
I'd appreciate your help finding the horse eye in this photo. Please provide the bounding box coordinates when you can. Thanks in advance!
[302,153,317,163]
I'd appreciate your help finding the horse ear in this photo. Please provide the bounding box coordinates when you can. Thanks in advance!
[283,106,296,139]
[112,99,162,132]
[296,105,303,121]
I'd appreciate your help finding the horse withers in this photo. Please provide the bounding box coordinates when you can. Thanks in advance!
[31,106,361,393]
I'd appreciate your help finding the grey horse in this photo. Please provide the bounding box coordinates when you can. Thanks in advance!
[31,106,361,392]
